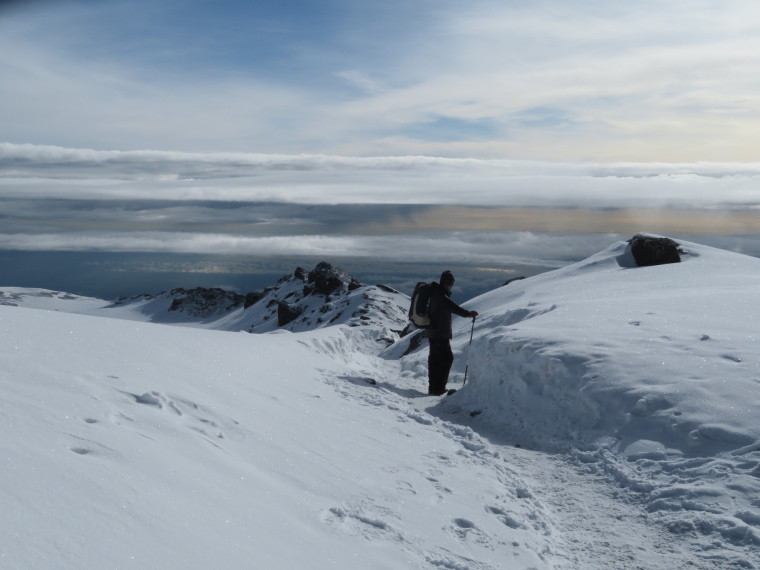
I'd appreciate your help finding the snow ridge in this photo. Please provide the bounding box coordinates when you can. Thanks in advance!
[0,262,410,349]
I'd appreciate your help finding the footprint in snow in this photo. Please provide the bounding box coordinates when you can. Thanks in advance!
[67,436,118,459]
[395,480,417,496]
[485,505,524,529]
[130,391,228,442]
[133,391,182,416]
[406,411,433,425]
[515,487,533,499]
[425,547,498,570]
[134,391,164,408]
[449,518,493,547]
[321,499,403,543]
[425,475,453,496]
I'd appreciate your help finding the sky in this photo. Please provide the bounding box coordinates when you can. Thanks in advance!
[2,0,760,299]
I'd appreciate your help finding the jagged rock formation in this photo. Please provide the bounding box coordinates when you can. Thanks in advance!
[241,262,408,340]
[305,262,362,296]
[104,262,410,347]
[4,264,411,350]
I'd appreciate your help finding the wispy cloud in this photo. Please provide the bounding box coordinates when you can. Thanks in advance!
[2,1,760,159]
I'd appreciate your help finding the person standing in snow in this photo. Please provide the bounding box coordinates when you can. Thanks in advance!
[426,270,478,395]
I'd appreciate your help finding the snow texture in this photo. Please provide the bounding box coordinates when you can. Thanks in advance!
[2,239,760,569]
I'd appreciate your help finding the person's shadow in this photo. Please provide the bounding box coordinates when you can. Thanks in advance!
[337,375,428,398]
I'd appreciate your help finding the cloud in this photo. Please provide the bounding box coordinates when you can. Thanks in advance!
[0,198,437,237]
[0,229,622,269]
[2,2,760,159]
[3,143,760,210]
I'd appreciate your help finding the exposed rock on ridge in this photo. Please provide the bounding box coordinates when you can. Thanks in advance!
[166,288,245,318]
[241,262,408,341]
[628,234,683,267]
[305,262,362,296]
[107,262,410,346]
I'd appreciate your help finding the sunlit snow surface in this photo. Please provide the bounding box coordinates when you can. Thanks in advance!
[3,239,760,568]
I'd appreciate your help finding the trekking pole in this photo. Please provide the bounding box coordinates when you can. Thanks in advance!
[463,316,476,386]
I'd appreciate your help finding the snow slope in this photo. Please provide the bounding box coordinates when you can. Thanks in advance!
[1,306,570,570]
[397,237,760,565]
[3,238,760,568]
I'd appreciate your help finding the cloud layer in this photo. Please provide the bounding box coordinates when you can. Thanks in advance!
[0,229,618,271]
[3,143,760,210]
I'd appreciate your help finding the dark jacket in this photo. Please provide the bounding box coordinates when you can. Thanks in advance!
[425,281,471,339]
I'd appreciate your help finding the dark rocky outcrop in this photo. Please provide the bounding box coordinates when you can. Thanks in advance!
[402,330,426,356]
[277,301,303,327]
[306,262,362,296]
[629,234,682,267]
[166,287,244,317]
[244,292,264,309]
[503,276,527,287]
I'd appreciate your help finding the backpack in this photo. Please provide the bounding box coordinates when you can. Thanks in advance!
[409,282,432,328]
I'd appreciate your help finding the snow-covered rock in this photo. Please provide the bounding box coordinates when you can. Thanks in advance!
[237,262,407,337]
[114,287,246,320]
[0,262,411,349]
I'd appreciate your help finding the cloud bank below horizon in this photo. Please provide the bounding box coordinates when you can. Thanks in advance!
[4,143,760,288]
[3,143,760,210]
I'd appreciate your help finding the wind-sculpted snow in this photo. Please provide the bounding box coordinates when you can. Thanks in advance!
[395,238,760,563]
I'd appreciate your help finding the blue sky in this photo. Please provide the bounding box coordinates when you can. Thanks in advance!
[3,0,760,299]
[3,0,760,160]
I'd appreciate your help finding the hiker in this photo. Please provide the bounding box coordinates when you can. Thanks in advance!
[426,270,478,395]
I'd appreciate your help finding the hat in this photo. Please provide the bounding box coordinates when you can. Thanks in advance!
[440,270,455,285]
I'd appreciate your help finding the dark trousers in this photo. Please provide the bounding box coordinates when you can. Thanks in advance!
[428,338,454,394]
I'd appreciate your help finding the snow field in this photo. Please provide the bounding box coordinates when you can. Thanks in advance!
[0,306,565,569]
[5,237,760,568]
